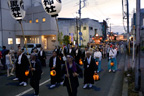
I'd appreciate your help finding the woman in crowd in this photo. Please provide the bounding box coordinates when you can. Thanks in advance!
[62,54,82,96]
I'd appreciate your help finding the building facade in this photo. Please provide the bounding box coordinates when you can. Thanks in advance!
[0,0,58,50]
[58,18,103,46]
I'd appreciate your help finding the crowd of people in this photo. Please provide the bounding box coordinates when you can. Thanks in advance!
[0,42,125,96]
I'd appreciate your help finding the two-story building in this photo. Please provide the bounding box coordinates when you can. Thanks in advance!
[58,18,103,46]
[0,0,58,50]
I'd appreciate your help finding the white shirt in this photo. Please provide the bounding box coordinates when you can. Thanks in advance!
[40,51,43,56]
[31,60,36,68]
[18,53,24,64]
[69,49,72,53]
[55,49,57,51]
[87,56,91,64]
[76,49,78,56]
[53,57,56,67]
[94,51,102,61]
[109,49,117,59]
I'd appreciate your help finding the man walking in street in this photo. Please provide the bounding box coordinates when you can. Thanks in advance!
[38,47,46,67]
[16,49,30,86]
[30,53,42,96]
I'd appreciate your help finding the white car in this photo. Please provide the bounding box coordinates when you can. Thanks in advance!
[24,43,42,54]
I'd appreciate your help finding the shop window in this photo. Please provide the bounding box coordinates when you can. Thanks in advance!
[8,38,13,45]
[16,38,20,44]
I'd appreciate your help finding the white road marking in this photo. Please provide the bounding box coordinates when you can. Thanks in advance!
[16,79,51,96]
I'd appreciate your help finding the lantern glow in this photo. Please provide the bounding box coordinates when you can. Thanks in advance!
[93,73,99,81]
[110,62,114,66]
[25,70,29,76]
[50,70,56,76]
[79,59,83,65]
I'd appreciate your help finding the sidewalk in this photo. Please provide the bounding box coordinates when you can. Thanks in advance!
[123,51,144,96]
[140,52,144,95]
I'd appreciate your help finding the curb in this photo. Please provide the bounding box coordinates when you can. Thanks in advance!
[122,77,128,96]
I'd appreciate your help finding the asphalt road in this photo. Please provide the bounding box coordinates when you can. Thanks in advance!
[0,53,125,96]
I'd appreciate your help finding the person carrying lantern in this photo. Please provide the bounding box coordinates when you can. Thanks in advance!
[108,45,117,73]
[30,53,42,96]
[83,51,97,89]
[49,51,63,88]
[15,49,30,87]
[94,48,102,73]
[62,54,83,96]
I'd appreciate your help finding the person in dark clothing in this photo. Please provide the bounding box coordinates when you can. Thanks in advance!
[83,51,97,89]
[54,46,60,56]
[81,47,88,61]
[30,53,42,96]
[49,51,63,88]
[16,49,30,86]
[62,54,82,96]
[13,50,21,81]
[74,46,81,65]
[1,46,7,69]
[67,46,74,56]
[38,47,46,67]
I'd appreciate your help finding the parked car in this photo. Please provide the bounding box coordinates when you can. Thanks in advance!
[23,43,42,54]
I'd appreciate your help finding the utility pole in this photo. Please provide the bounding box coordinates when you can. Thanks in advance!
[76,17,79,45]
[135,0,141,91]
[0,0,3,46]
[78,0,86,46]
[79,0,82,46]
[126,0,130,54]
[132,25,135,69]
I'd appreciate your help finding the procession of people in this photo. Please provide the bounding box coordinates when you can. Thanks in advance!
[0,42,125,96]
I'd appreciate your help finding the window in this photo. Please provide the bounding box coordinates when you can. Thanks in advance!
[83,27,86,30]
[8,38,13,45]
[89,27,93,30]
[42,18,46,22]
[16,38,20,44]
[90,35,93,38]
[29,20,32,23]
[35,19,39,23]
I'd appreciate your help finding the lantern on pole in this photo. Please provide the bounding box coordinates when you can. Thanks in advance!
[7,0,26,20]
[41,0,62,17]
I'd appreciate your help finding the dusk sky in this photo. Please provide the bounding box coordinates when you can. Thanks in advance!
[59,0,144,34]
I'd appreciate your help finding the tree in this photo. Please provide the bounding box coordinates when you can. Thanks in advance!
[58,32,63,46]
[63,35,70,45]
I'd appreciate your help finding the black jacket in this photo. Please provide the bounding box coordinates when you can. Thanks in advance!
[62,63,83,87]
[31,59,42,80]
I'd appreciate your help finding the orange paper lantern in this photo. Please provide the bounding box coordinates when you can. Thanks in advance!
[59,57,61,60]
[79,59,83,65]
[111,62,114,66]
[93,73,99,81]
[50,70,56,76]
[25,70,29,76]
[96,61,99,66]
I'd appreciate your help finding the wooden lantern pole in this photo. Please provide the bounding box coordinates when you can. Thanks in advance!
[55,17,72,93]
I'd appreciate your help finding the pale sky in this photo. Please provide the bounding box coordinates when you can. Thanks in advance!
[59,0,144,34]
